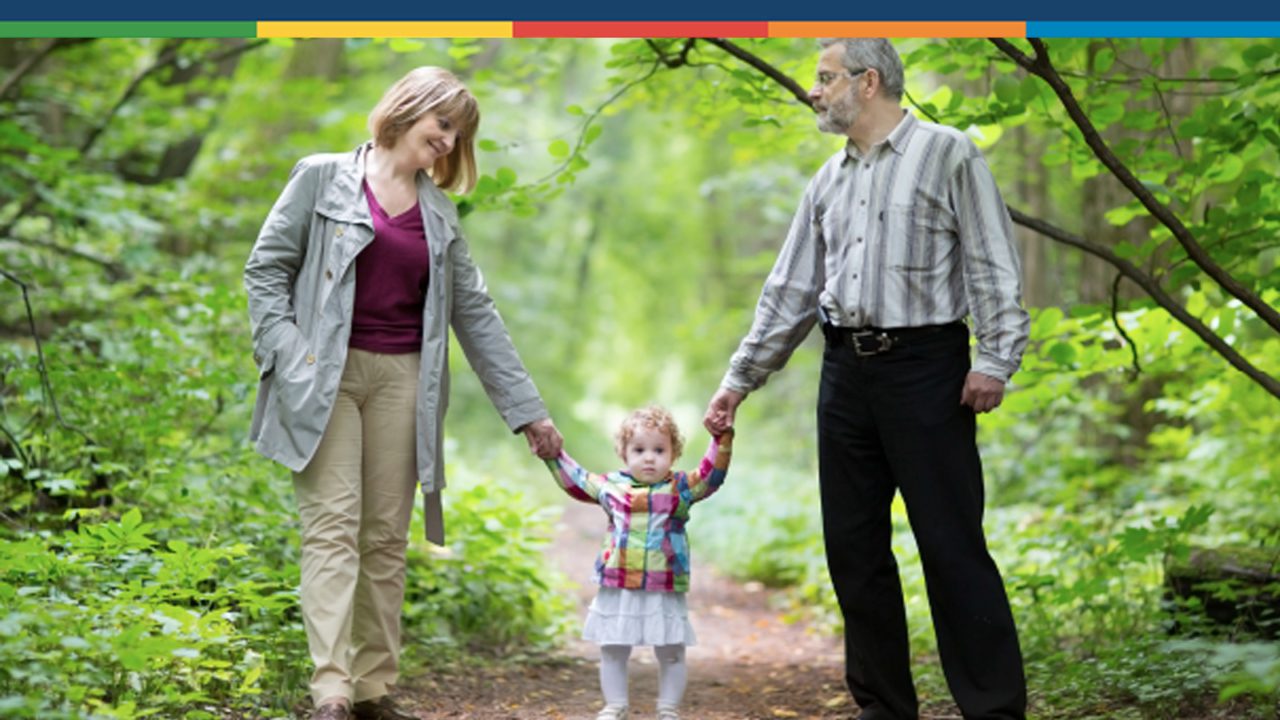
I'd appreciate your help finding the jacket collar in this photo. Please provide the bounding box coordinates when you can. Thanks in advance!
[315,143,460,230]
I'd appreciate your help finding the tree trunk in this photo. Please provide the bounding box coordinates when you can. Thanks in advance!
[1165,546,1280,638]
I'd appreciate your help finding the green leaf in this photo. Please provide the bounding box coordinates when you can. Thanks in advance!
[1242,44,1275,66]
[1205,154,1245,184]
[1019,77,1040,102]
[993,76,1020,104]
[1047,341,1077,366]
[1094,48,1116,73]
[388,38,425,53]
[477,139,501,152]
[121,507,142,530]
[1092,101,1125,129]
[548,140,571,159]
[1034,307,1064,336]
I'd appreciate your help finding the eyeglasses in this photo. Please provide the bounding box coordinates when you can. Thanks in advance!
[815,68,869,87]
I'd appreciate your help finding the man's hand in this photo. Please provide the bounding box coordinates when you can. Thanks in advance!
[960,372,1005,414]
[521,417,563,459]
[703,388,745,435]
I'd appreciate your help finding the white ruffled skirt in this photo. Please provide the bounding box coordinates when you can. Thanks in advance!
[582,587,697,647]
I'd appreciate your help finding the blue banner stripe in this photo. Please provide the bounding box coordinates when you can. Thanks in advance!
[1029,21,1280,37]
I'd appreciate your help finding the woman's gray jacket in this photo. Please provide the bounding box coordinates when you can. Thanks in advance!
[244,144,547,544]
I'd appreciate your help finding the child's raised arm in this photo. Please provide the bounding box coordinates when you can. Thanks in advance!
[685,427,734,502]
[545,449,606,504]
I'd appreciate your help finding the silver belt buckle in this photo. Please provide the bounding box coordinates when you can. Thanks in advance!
[851,329,893,357]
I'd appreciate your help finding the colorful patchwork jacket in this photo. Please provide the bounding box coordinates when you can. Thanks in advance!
[546,430,733,593]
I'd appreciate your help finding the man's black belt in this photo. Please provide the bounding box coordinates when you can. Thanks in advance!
[822,321,963,357]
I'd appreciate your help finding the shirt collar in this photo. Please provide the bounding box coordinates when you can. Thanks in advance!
[842,109,917,164]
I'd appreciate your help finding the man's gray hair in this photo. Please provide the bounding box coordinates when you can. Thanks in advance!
[819,38,905,101]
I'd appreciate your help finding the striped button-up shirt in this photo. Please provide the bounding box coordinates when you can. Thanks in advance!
[724,111,1030,389]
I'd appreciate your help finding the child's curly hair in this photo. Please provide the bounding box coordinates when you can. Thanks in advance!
[614,405,685,461]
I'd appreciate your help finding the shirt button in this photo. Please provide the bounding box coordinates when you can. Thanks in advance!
[856,237,863,243]
[306,354,316,365]
[325,269,333,280]
[864,163,871,169]
[853,273,859,280]
[860,200,867,206]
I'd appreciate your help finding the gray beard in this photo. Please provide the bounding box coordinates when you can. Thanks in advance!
[816,99,860,135]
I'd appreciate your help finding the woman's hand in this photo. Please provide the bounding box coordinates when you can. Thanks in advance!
[522,417,563,459]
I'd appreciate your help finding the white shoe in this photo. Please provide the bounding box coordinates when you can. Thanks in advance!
[596,706,628,720]
[657,709,680,720]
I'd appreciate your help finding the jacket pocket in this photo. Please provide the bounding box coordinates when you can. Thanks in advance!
[254,321,309,381]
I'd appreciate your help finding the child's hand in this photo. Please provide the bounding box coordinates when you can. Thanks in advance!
[717,427,735,446]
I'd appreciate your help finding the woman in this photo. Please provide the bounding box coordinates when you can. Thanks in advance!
[244,67,562,720]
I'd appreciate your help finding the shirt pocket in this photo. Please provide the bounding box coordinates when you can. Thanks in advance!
[884,203,957,273]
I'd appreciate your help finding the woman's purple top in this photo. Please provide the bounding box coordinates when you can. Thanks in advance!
[349,181,430,354]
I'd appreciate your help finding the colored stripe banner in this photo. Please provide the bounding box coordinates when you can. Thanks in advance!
[257,22,513,38]
[1027,21,1280,37]
[0,21,254,37]
[2,0,1279,21]
[513,21,768,38]
[5,19,1280,38]
[769,22,1025,37]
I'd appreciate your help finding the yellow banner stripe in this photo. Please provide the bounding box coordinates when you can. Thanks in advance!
[257,22,513,38]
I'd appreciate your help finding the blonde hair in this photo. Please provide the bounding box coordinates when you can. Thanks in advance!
[614,405,685,461]
[367,66,480,193]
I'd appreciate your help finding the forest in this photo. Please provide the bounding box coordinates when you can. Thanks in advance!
[1,36,1278,719]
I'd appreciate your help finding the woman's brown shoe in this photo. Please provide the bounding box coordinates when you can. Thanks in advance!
[311,702,351,720]
[352,695,418,720]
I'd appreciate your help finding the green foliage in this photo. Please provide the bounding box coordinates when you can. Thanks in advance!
[403,479,574,661]
[6,36,1280,720]
[0,508,302,719]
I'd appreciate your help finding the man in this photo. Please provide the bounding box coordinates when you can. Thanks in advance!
[703,39,1030,720]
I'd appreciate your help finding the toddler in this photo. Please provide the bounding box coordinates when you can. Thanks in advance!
[546,405,733,720]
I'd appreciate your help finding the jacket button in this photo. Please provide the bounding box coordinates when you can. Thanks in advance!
[336,226,345,237]
[325,269,333,280]
[306,354,316,365]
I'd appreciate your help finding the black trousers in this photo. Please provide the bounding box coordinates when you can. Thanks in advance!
[816,323,1026,720]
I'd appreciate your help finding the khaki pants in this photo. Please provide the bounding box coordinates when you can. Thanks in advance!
[293,348,420,706]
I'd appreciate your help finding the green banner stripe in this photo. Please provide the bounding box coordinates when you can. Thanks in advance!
[0,22,255,37]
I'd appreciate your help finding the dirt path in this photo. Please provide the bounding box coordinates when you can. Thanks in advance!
[399,499,877,719]
[390,501,1270,720]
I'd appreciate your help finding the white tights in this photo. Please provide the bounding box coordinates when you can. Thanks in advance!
[599,644,687,710]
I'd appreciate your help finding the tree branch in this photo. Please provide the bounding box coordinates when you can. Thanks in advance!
[990,37,1280,335]
[1006,206,1280,399]
[0,38,94,101]
[2,235,129,280]
[536,58,663,185]
[679,37,1280,400]
[646,38,697,68]
[0,268,96,443]
[1111,271,1142,378]
[0,38,269,267]
[702,38,813,107]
